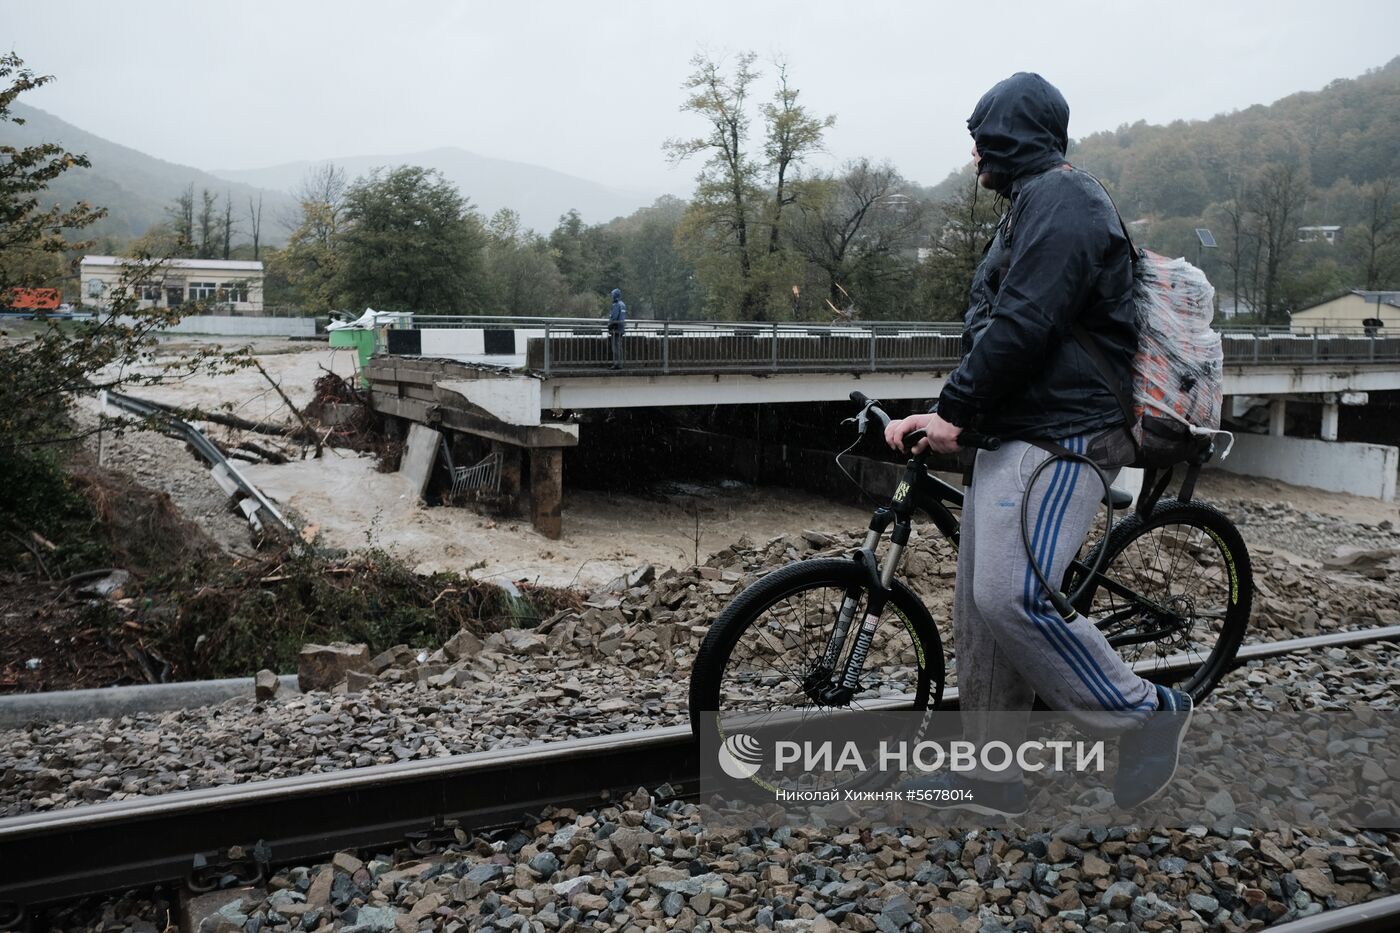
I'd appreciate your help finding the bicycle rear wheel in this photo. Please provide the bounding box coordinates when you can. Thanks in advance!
[689,558,944,735]
[1069,498,1251,701]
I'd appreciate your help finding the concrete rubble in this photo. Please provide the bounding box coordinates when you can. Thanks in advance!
[298,643,374,692]
[254,669,281,701]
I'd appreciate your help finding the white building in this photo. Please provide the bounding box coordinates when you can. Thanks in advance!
[1297,225,1343,245]
[79,256,265,313]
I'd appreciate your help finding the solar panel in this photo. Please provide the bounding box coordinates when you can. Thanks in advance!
[1195,228,1218,248]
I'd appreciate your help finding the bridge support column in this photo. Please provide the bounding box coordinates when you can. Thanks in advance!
[529,448,564,540]
[1268,399,1287,437]
[494,441,523,513]
[1321,396,1340,442]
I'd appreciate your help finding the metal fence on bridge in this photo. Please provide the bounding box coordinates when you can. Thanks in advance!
[381,315,1400,376]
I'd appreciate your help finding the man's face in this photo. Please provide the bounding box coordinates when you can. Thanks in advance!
[971,142,996,190]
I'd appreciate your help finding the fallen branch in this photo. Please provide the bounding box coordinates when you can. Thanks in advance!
[186,407,295,437]
[9,531,53,581]
[254,360,323,458]
[236,440,290,464]
[259,567,356,585]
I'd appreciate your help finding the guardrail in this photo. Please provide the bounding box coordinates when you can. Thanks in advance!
[99,390,295,536]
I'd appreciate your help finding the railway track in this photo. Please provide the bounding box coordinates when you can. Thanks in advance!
[1,624,1397,923]
[1265,894,1400,932]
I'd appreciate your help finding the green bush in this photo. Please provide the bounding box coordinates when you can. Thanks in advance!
[0,448,110,578]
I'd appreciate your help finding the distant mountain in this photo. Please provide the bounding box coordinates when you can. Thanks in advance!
[212,147,656,234]
[1,103,296,245]
[1,105,657,247]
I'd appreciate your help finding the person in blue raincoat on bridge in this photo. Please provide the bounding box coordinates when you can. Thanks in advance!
[607,287,627,369]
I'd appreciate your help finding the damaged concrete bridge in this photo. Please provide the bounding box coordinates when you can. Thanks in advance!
[365,318,1400,537]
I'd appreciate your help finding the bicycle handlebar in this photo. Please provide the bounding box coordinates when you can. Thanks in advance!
[847,391,1001,453]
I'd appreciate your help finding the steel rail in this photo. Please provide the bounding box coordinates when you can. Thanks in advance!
[0,726,698,908]
[1265,893,1400,933]
[100,389,294,535]
[1,625,1397,909]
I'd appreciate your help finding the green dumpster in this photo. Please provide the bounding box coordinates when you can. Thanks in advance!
[329,328,377,385]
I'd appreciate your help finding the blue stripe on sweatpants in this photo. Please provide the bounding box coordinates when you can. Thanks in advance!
[1029,435,1154,714]
[1021,439,1123,710]
[1029,437,1138,710]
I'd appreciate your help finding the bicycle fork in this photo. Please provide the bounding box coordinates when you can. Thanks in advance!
[812,506,911,703]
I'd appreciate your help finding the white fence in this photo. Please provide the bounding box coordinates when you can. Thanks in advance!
[117,315,318,337]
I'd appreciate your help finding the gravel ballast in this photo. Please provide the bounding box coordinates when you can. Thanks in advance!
[3,515,1398,817]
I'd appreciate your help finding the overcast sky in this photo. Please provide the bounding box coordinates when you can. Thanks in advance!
[9,1,1400,197]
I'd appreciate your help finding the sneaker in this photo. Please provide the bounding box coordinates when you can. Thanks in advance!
[901,771,1029,817]
[1114,683,1194,809]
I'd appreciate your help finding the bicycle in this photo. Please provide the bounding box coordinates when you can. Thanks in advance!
[689,391,1252,733]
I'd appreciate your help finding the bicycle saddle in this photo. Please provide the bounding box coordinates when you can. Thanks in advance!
[1102,487,1134,509]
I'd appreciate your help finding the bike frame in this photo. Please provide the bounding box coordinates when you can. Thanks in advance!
[813,449,1178,703]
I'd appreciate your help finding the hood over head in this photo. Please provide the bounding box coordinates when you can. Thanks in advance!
[611,288,622,301]
[967,72,1070,192]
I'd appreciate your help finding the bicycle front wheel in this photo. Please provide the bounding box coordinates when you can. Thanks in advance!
[1069,498,1252,701]
[689,558,945,735]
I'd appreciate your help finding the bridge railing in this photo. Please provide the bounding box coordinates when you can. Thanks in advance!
[374,314,1400,374]
[524,320,965,375]
[524,321,1400,375]
[1221,332,1400,365]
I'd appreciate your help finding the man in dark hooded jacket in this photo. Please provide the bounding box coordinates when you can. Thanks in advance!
[886,73,1192,816]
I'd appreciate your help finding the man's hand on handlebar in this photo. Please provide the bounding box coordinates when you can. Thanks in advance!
[885,412,962,455]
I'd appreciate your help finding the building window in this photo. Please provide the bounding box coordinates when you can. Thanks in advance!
[141,284,162,301]
[189,282,217,301]
[218,283,249,304]
[166,286,185,306]
[86,278,103,298]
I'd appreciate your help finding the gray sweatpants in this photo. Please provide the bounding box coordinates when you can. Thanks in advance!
[955,434,1158,780]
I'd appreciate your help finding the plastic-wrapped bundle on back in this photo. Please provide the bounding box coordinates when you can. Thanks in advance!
[1130,251,1223,465]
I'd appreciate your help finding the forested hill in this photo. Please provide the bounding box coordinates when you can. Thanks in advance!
[0,103,295,244]
[1071,57,1400,222]
[927,57,1400,315]
[930,57,1400,218]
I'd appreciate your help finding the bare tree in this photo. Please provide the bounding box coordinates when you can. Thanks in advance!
[284,162,348,243]
[1217,190,1254,315]
[220,191,237,261]
[247,193,264,260]
[1246,162,1311,321]
[167,183,195,254]
[788,159,925,309]
[197,188,218,259]
[1357,178,1399,290]
[761,58,833,256]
